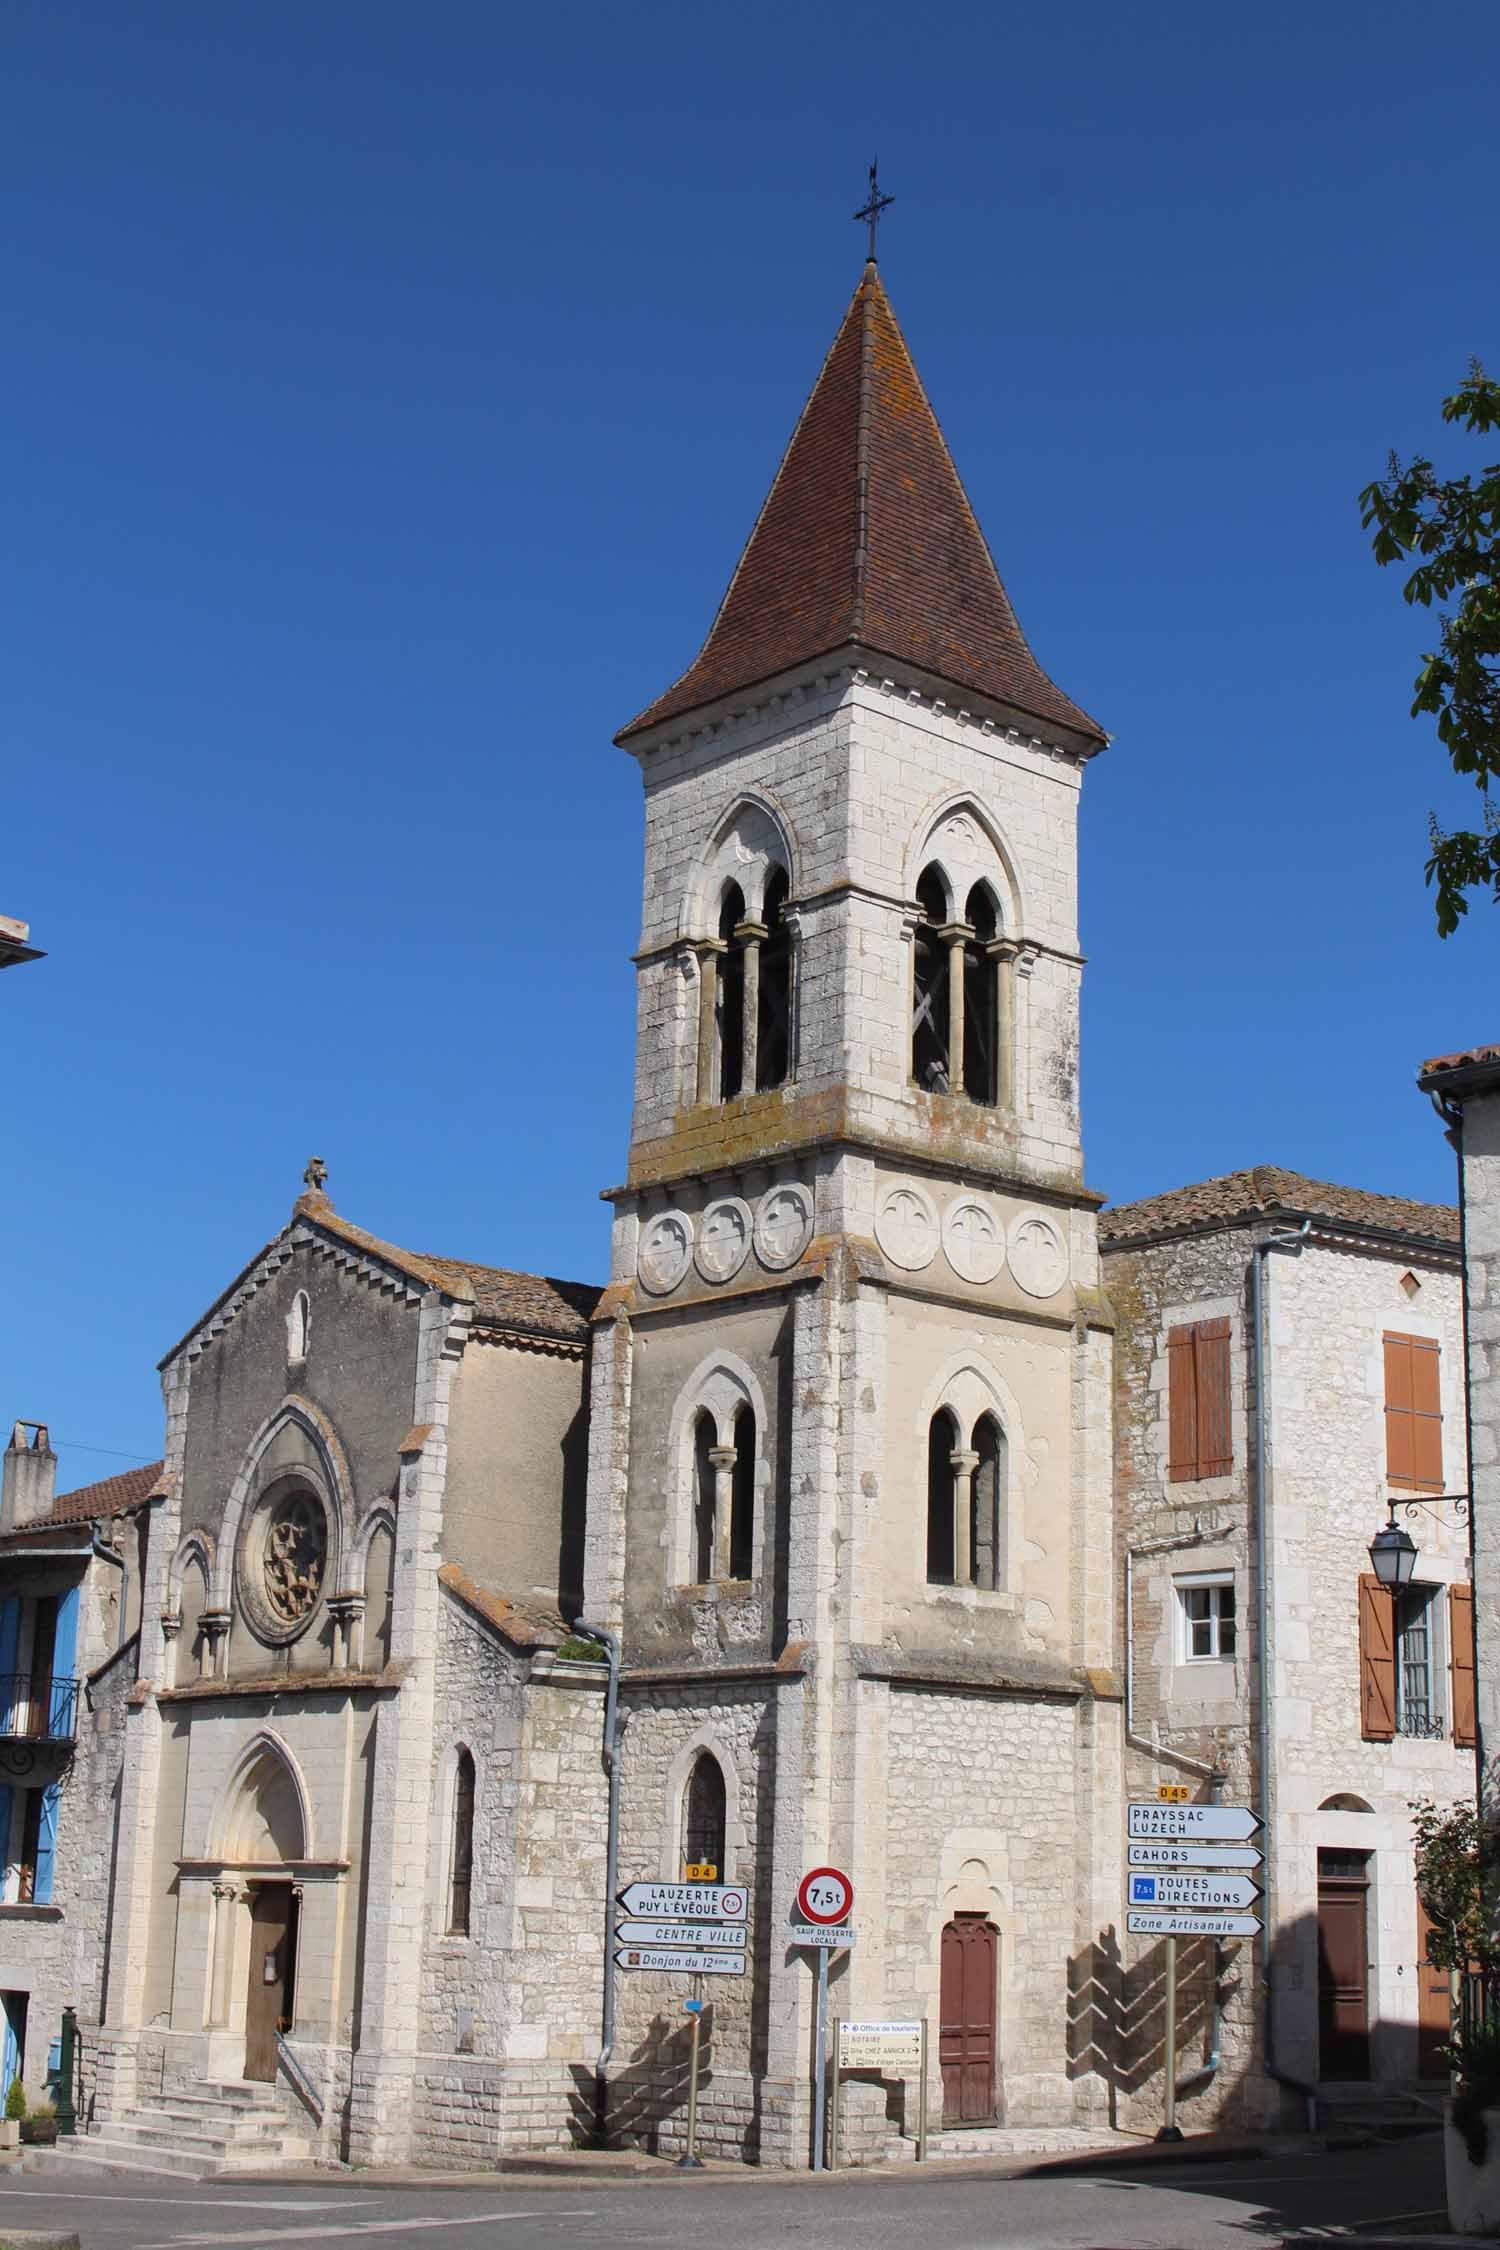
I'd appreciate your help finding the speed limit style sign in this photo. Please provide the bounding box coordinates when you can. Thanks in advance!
[797,1866,854,1926]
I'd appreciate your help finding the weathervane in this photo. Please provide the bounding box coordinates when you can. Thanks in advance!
[854,159,894,263]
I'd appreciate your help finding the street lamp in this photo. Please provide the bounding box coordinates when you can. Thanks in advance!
[1368,1507,1419,1590]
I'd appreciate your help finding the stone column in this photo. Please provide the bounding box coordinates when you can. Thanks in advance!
[735,920,767,1093]
[694,941,723,1105]
[991,939,1017,1110]
[949,1448,979,1588]
[708,1444,738,1580]
[209,1883,240,2027]
[200,1610,231,1680]
[940,925,970,1093]
[159,1611,182,1687]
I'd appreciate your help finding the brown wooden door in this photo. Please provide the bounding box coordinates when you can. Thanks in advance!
[1416,1888,1452,2078]
[939,1915,998,2124]
[1317,1852,1371,2081]
[244,1885,294,2083]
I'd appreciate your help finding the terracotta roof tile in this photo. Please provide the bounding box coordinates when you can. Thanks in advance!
[1099,1165,1458,1249]
[48,1460,164,1523]
[1420,1043,1500,1078]
[295,1193,600,1344]
[618,265,1104,747]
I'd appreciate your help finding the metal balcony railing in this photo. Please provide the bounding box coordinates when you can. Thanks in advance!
[0,1675,80,1741]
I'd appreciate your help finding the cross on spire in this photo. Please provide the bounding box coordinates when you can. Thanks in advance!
[854,159,894,263]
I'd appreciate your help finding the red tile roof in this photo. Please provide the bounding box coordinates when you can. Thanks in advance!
[1100,1165,1458,1248]
[49,1460,164,1523]
[296,1194,601,1345]
[618,264,1105,747]
[1420,1043,1500,1079]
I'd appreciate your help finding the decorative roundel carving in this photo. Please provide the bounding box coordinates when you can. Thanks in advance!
[942,1195,1006,1285]
[875,1184,939,1272]
[638,1209,693,1295]
[695,1197,752,1284]
[238,1480,329,1645]
[1007,1210,1069,1299]
[754,1182,813,1272]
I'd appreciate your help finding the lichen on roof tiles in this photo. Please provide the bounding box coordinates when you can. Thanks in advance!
[1099,1164,1457,1248]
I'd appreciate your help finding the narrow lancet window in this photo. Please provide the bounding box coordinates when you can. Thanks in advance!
[963,885,999,1107]
[926,1407,959,1583]
[730,1405,756,1579]
[912,866,951,1091]
[449,1747,475,1936]
[693,1412,716,1581]
[716,883,746,1099]
[683,1751,727,1878]
[756,867,791,1090]
[972,1414,1005,1591]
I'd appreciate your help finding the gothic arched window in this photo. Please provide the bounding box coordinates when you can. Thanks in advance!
[716,882,747,1100]
[912,866,951,1092]
[926,1406,960,1584]
[448,1747,475,1936]
[756,867,792,1091]
[683,1751,727,1878]
[963,885,999,1107]
[972,1413,1005,1592]
[730,1404,756,1580]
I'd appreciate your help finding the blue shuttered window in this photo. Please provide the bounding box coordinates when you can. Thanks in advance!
[33,1785,60,1905]
[49,1585,79,1738]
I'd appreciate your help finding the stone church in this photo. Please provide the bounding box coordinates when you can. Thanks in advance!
[9,257,1469,2174]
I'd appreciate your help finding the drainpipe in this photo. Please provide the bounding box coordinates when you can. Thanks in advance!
[1427,1086,1483,1818]
[90,1519,128,1650]
[1250,1221,1317,2128]
[569,1617,622,2147]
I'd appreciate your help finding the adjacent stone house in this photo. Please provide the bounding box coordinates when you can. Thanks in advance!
[1103,1167,1473,2124]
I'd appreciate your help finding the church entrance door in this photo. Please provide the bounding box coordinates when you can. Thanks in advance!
[244,1883,297,2082]
[939,1914,998,2124]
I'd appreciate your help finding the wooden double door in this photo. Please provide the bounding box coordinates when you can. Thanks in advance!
[245,1884,299,2082]
[940,1914,998,2125]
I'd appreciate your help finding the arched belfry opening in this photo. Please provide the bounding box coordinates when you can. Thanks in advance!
[963,884,999,1107]
[912,865,952,1091]
[716,882,747,1099]
[756,866,791,1090]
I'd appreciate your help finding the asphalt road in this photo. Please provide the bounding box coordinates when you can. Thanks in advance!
[0,2133,1447,2250]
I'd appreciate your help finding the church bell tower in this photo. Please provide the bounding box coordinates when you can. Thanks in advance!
[583,254,1120,2162]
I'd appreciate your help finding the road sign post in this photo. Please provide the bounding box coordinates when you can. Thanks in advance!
[679,1986,705,2170]
[1127,1803,1261,2143]
[1159,1934,1182,2144]
[794,1868,854,2171]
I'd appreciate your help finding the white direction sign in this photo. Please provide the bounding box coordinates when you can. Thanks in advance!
[1129,1873,1259,1912]
[789,1922,858,1949]
[838,2021,921,2070]
[615,1919,748,1948]
[1127,1910,1260,1939]
[1128,1844,1261,1871]
[615,1945,746,1975]
[1127,1802,1261,1843]
[616,1881,748,1922]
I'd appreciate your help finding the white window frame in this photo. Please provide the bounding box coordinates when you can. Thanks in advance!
[1394,1580,1447,1738]
[1175,1572,1237,1665]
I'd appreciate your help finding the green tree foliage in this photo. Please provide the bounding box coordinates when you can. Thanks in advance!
[2,2078,26,2122]
[1361,364,1500,935]
[1411,1796,1500,1973]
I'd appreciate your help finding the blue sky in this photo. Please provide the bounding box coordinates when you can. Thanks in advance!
[5,0,1498,1479]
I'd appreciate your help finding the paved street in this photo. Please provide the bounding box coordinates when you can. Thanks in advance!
[0,2133,1447,2250]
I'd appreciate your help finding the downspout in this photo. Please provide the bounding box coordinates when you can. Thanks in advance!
[570,1617,622,2147]
[90,1519,128,1649]
[1428,1085,1482,1817]
[1251,1221,1316,2128]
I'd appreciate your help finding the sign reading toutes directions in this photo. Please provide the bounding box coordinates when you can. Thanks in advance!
[614,1880,748,1977]
[1129,1873,1258,1912]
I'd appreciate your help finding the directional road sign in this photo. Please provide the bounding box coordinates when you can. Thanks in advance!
[1129,1874,1259,1911]
[1127,1910,1260,1939]
[615,1946,746,1975]
[1128,1844,1262,1870]
[789,1923,858,1949]
[1127,1802,1261,1842]
[616,1881,748,1921]
[615,1919,748,1948]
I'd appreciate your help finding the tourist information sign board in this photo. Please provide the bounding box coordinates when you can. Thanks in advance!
[615,1881,748,1921]
[614,1945,746,1975]
[837,2021,921,2070]
[1127,1801,1261,1842]
[1128,1843,1261,1871]
[1129,1873,1258,1912]
[1127,1910,1260,1939]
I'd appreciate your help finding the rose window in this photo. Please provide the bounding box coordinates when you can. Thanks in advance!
[262,1491,327,1623]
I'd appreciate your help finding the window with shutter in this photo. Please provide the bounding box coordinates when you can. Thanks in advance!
[1358,1574,1397,1742]
[1168,1318,1233,1482]
[1451,1582,1477,1749]
[1384,1333,1443,1493]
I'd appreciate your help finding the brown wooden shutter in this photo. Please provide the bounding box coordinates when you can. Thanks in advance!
[1168,1324,1198,1482]
[1451,1582,1477,1749]
[1384,1334,1415,1485]
[1410,1338,1443,1490]
[1358,1574,1396,1741]
[1196,1318,1233,1476]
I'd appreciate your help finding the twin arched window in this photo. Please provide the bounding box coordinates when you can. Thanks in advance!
[712,868,791,1101]
[691,1404,756,1582]
[683,1751,727,1878]
[912,866,1001,1106]
[926,1409,1006,1590]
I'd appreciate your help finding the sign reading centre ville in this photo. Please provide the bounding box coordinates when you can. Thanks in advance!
[615,1881,748,1922]
[1126,1802,1261,1843]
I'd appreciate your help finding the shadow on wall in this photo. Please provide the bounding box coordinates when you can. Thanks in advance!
[569,2008,704,2153]
[1068,1926,1241,2121]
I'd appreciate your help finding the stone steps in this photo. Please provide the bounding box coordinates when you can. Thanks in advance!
[885,2124,1132,2163]
[41,2081,314,2179]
